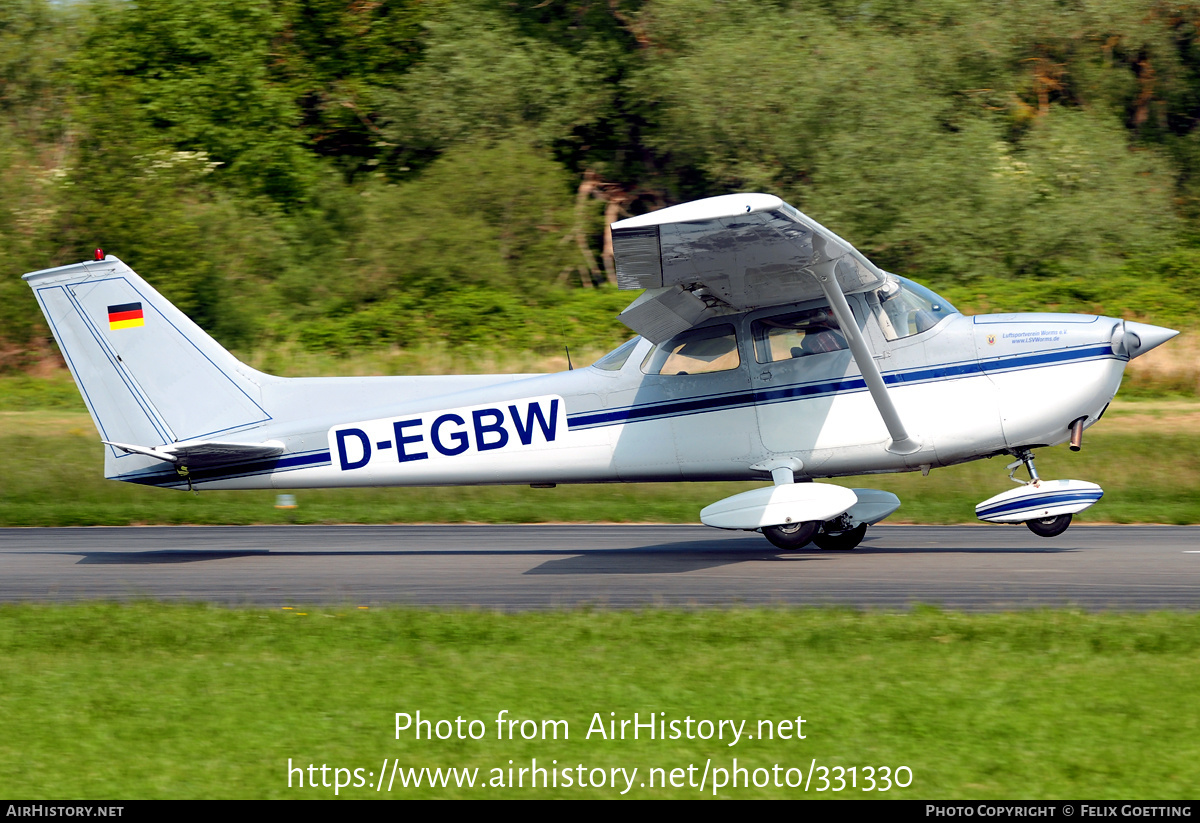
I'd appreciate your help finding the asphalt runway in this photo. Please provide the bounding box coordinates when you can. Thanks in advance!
[1,524,1198,610]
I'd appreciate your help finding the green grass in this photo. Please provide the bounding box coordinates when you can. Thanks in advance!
[0,372,93,411]
[0,604,1196,799]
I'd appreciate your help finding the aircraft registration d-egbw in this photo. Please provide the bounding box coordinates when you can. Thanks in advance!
[23,193,1179,549]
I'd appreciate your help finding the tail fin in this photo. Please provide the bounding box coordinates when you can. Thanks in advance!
[23,256,275,473]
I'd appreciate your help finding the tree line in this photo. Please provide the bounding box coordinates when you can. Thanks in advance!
[2,0,1199,369]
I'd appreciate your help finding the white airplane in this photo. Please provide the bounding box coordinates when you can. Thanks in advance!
[22,193,1178,549]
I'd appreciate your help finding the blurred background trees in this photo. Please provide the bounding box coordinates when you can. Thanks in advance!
[3,0,1200,369]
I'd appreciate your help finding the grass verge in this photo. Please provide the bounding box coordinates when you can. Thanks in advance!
[0,604,1196,799]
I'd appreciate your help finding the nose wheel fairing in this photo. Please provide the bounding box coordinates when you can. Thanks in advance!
[975,478,1103,523]
[975,450,1103,536]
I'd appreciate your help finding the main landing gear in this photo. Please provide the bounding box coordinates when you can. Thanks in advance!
[762,517,869,551]
[700,477,899,551]
[974,449,1103,537]
[814,521,868,550]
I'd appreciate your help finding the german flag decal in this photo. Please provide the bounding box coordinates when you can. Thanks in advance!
[107,302,144,330]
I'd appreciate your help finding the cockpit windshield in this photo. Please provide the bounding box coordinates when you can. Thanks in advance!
[868,275,958,341]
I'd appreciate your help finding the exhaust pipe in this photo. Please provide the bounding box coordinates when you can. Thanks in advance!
[1069,417,1086,452]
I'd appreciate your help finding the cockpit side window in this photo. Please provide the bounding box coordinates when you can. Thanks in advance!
[870,275,958,341]
[591,337,639,371]
[641,324,740,376]
[751,307,847,364]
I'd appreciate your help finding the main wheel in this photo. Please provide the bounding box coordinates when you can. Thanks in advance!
[813,522,868,550]
[762,521,820,550]
[1025,513,1072,537]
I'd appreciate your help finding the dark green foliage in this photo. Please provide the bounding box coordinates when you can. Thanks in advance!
[73,0,316,204]
[634,1,1180,278]
[378,5,612,161]
[2,0,1200,374]
[274,0,434,175]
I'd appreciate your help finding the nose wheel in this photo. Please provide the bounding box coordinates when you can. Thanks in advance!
[1012,451,1069,538]
[1025,514,1072,537]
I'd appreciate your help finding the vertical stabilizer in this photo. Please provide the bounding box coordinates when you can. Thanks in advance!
[23,256,274,475]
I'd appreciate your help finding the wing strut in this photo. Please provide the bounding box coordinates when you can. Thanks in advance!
[809,259,919,455]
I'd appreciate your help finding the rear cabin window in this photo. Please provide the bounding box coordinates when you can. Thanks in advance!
[752,307,847,364]
[641,324,740,376]
[591,337,639,371]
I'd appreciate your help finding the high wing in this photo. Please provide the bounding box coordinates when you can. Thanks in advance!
[102,439,285,467]
[610,193,886,343]
[610,192,916,453]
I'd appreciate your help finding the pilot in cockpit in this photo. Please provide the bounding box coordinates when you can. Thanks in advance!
[795,325,847,357]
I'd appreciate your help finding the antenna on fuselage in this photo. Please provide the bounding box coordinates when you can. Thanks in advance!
[560,317,573,370]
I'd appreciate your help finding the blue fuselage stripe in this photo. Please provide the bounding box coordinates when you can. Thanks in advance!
[568,345,1116,430]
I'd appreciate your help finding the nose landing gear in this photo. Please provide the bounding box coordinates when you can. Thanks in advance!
[975,449,1103,537]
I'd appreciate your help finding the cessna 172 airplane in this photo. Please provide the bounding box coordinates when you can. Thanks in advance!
[23,193,1178,549]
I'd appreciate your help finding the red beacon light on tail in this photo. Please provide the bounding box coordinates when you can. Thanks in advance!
[94,248,105,261]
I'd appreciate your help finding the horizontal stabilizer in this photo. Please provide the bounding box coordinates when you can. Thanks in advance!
[102,439,285,467]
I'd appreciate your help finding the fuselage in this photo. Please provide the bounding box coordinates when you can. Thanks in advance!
[116,280,1134,492]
